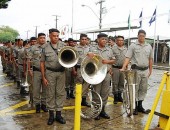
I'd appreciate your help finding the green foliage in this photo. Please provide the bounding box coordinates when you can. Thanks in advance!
[0,26,19,42]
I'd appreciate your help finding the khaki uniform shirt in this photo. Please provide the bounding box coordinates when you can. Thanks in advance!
[27,44,46,69]
[125,41,153,67]
[17,47,25,64]
[41,41,65,69]
[75,44,90,65]
[89,45,115,70]
[112,45,127,66]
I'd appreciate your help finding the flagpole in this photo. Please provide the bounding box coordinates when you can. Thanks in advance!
[153,7,157,64]
[128,11,131,47]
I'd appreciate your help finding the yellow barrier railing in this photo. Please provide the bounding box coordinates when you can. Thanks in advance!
[144,72,170,130]
[74,84,82,130]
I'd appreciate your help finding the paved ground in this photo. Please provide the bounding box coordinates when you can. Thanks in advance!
[0,65,167,130]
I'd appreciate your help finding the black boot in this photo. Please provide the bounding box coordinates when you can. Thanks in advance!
[66,90,70,99]
[36,104,41,113]
[41,104,48,112]
[113,93,118,104]
[55,111,66,124]
[17,81,20,89]
[99,107,110,119]
[70,90,75,99]
[118,92,123,102]
[47,110,54,125]
[138,100,147,114]
[81,97,90,107]
[133,101,138,115]
[20,87,29,96]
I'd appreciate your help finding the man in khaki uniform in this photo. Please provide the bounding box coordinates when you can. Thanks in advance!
[88,33,115,120]
[0,43,8,72]
[27,33,48,113]
[112,36,127,104]
[72,34,90,107]
[121,29,153,115]
[17,39,28,95]
[41,28,66,125]
[65,38,75,99]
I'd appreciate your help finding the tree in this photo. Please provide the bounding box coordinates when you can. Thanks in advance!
[0,0,11,9]
[0,26,19,42]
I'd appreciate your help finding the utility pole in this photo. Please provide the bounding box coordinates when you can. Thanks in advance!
[52,15,60,29]
[96,0,105,29]
[34,26,39,37]
[26,30,30,40]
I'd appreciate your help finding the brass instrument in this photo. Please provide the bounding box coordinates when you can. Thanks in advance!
[80,54,107,119]
[58,46,79,68]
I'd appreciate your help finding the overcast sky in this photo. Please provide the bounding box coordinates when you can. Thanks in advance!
[0,0,170,40]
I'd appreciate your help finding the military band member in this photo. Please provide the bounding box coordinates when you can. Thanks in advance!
[72,34,90,107]
[65,38,75,99]
[112,36,127,104]
[27,33,48,113]
[17,39,28,95]
[121,29,153,115]
[88,33,115,120]
[40,28,66,125]
[0,42,7,72]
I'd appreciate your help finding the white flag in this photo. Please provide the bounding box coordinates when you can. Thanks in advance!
[168,10,170,24]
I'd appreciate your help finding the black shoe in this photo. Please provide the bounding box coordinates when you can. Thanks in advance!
[118,92,123,102]
[69,90,75,99]
[41,104,48,112]
[47,110,54,125]
[100,111,110,119]
[66,90,70,99]
[17,81,20,89]
[114,93,118,104]
[138,100,147,114]
[56,116,66,124]
[94,115,100,120]
[55,111,66,124]
[133,109,138,115]
[36,104,41,113]
[81,97,90,107]
[20,88,29,96]
[138,107,147,114]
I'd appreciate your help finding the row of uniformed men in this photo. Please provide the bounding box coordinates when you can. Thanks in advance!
[0,28,153,126]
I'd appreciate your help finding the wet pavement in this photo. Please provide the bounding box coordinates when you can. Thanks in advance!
[0,65,167,130]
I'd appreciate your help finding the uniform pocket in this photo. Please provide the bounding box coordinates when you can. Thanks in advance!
[145,50,150,58]
[45,53,56,61]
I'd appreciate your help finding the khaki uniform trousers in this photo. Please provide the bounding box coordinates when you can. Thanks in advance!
[45,70,66,111]
[93,73,111,107]
[135,69,148,101]
[65,68,74,91]
[33,71,46,105]
[112,68,125,94]
[75,68,89,97]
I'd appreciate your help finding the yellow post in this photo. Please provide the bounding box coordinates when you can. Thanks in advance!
[144,72,168,130]
[165,117,170,130]
[166,72,170,90]
[74,84,82,130]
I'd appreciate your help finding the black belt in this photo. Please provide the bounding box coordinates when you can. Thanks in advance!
[18,64,23,66]
[112,65,122,69]
[131,64,148,71]
[46,67,65,72]
[33,66,40,72]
